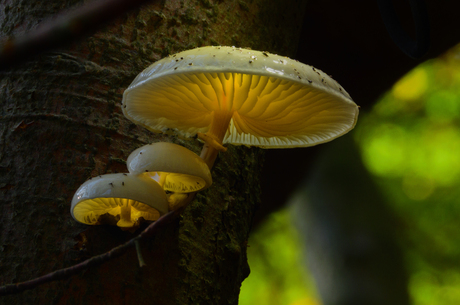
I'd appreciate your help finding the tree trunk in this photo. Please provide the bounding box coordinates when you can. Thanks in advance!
[0,0,306,304]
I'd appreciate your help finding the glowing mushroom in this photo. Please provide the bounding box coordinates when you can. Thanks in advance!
[126,142,212,210]
[71,173,168,228]
[127,142,212,192]
[122,46,359,168]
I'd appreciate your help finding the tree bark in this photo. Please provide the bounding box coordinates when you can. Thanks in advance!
[0,0,306,304]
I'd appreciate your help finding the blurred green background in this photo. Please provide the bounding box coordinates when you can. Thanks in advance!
[239,44,460,305]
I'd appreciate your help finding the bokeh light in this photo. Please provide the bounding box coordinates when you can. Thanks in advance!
[241,44,460,305]
[239,209,321,305]
[355,44,460,304]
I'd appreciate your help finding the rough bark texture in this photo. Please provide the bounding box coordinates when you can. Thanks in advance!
[0,0,306,304]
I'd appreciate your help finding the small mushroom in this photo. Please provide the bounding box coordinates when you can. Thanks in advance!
[71,173,168,228]
[166,193,189,211]
[127,142,212,194]
[122,46,359,168]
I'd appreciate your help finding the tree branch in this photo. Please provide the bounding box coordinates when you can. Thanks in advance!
[0,210,178,296]
[0,0,158,71]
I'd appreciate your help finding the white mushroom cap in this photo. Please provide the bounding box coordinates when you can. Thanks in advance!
[122,46,359,148]
[71,173,168,227]
[127,142,212,193]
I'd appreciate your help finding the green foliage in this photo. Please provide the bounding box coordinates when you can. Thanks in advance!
[239,209,320,305]
[355,44,460,304]
[240,44,460,305]
[241,44,460,305]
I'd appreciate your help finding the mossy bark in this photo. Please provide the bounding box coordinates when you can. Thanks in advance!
[0,0,305,304]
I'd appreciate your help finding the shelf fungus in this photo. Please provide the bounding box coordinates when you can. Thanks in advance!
[122,46,359,168]
[71,173,168,228]
[127,142,212,210]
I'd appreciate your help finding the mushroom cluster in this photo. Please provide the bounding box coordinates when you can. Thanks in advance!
[71,142,212,229]
[71,46,359,228]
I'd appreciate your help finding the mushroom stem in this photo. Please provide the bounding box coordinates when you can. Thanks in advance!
[167,193,189,211]
[207,109,234,145]
[198,109,233,169]
[200,142,220,169]
[134,240,146,268]
[117,200,134,227]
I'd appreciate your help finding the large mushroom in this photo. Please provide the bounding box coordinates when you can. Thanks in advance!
[122,46,359,168]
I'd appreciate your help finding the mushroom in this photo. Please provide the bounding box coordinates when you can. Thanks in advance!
[122,46,359,168]
[126,142,212,210]
[127,142,212,193]
[71,173,168,228]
